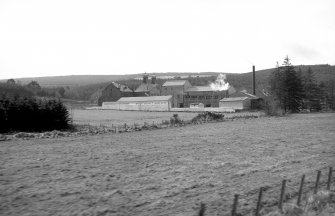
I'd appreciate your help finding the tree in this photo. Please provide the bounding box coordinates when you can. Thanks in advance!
[26,81,42,95]
[302,67,321,111]
[26,81,41,90]
[269,56,304,113]
[6,79,16,85]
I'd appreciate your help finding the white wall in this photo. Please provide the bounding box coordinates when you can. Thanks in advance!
[101,102,119,110]
[102,100,171,111]
[219,99,251,110]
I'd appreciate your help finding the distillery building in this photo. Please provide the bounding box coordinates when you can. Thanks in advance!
[184,85,236,108]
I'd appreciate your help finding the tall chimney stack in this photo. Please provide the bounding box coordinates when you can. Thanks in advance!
[252,65,256,95]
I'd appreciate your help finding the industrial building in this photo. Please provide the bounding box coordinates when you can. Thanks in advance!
[99,65,261,111]
[161,80,192,108]
[102,95,172,111]
[134,74,161,96]
[98,82,133,106]
[184,85,236,108]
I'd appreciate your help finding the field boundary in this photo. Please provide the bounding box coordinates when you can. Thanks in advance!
[198,167,334,216]
[0,112,263,141]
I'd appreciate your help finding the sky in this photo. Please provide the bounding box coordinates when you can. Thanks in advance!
[0,0,334,79]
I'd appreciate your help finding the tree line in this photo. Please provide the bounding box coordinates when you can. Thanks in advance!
[268,56,334,114]
[0,80,71,133]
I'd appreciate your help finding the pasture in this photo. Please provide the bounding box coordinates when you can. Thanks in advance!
[71,109,199,127]
[0,113,334,215]
[71,109,263,127]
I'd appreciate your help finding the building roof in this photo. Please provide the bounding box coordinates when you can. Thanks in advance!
[107,82,133,92]
[220,97,249,102]
[229,91,259,99]
[185,86,215,92]
[134,83,159,92]
[162,80,188,87]
[117,95,172,102]
[186,85,235,92]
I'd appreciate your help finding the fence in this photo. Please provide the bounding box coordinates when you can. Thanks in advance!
[198,167,333,216]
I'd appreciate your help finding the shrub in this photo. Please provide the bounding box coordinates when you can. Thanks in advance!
[263,97,284,116]
[191,112,225,123]
[0,96,71,133]
[170,114,183,125]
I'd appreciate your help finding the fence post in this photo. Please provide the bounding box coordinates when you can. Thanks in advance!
[327,167,333,190]
[278,179,286,213]
[255,187,263,216]
[231,194,239,216]
[297,175,305,206]
[314,170,321,194]
[198,203,206,216]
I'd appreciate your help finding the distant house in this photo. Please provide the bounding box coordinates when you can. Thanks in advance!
[102,95,172,111]
[161,80,192,108]
[98,82,133,106]
[134,74,161,96]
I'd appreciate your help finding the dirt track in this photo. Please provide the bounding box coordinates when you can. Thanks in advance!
[1,113,335,216]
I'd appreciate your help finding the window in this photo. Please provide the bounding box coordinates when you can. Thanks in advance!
[191,96,197,99]
[206,96,212,99]
[214,96,218,99]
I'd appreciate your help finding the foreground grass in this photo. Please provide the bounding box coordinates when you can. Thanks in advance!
[0,113,334,216]
[262,190,335,216]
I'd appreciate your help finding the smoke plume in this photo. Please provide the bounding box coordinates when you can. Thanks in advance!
[210,74,230,91]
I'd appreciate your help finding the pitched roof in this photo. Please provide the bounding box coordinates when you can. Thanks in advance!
[134,83,159,92]
[185,86,214,92]
[108,82,133,92]
[117,95,172,102]
[162,80,188,87]
[220,97,249,102]
[229,91,259,99]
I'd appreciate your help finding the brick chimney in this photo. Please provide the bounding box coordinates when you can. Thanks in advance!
[252,65,256,95]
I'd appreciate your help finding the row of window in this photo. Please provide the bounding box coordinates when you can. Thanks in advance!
[184,95,219,99]
[127,102,167,105]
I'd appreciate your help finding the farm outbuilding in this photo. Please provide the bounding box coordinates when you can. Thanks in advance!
[102,95,172,111]
[219,97,251,110]
[97,82,133,106]
[219,91,260,111]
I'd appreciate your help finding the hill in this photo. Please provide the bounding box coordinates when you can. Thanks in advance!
[1,65,333,88]
[1,64,334,103]
[3,75,138,87]
[228,64,335,93]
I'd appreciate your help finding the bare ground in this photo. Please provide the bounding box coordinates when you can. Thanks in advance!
[0,113,335,216]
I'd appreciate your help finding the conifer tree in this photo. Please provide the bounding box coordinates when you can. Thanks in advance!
[303,67,320,110]
[269,56,304,113]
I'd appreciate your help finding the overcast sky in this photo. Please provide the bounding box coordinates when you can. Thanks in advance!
[0,0,334,79]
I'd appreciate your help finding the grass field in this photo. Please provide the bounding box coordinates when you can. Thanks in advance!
[71,109,263,127]
[1,113,335,215]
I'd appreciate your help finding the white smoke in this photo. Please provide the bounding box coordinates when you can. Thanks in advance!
[210,74,230,91]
